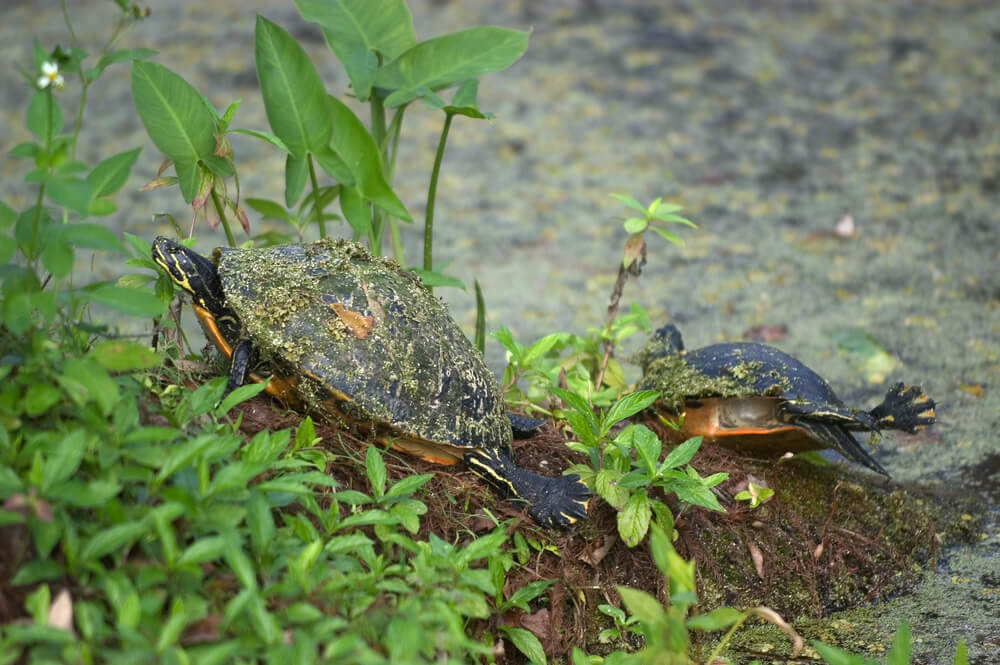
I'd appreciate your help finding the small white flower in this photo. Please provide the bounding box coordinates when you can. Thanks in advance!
[38,61,65,90]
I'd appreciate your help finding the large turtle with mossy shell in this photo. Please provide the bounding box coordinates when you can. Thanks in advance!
[637,324,936,475]
[151,236,590,527]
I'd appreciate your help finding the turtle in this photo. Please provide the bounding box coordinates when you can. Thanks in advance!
[151,236,589,527]
[637,324,936,475]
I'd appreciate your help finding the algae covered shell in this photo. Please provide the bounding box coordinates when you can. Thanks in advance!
[216,238,512,462]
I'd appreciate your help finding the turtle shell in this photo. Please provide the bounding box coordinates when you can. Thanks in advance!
[216,238,511,462]
[648,342,846,409]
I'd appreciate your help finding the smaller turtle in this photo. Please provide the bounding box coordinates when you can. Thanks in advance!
[638,324,936,475]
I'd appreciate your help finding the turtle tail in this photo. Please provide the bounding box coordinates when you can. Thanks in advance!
[868,382,936,434]
[464,448,590,528]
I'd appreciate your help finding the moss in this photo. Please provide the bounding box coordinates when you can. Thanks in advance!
[674,448,983,662]
[639,352,760,411]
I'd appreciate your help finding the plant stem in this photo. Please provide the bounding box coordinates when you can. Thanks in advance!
[210,189,235,247]
[384,106,408,264]
[61,0,130,160]
[424,112,454,283]
[307,156,326,239]
[369,96,387,255]
[594,239,646,390]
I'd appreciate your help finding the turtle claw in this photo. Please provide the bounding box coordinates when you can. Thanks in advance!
[870,382,936,433]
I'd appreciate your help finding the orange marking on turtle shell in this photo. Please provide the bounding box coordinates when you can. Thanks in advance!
[330,302,374,339]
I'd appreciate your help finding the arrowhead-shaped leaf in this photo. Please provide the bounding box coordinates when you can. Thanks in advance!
[255,15,331,157]
[295,0,416,101]
[131,61,216,183]
[375,27,528,107]
[328,96,410,221]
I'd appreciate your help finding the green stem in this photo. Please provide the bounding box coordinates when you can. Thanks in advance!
[384,105,409,264]
[704,614,749,665]
[368,96,388,255]
[210,189,236,247]
[424,112,454,279]
[385,105,408,181]
[61,0,129,160]
[307,156,326,239]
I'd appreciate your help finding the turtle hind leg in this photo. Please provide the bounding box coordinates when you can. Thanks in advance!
[796,419,890,477]
[464,448,590,528]
[508,413,545,438]
[869,382,936,433]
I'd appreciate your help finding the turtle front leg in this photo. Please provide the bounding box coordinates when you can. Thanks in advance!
[225,339,253,397]
[464,448,591,528]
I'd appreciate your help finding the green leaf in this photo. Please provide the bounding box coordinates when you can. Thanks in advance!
[41,429,87,491]
[47,177,91,215]
[44,479,122,507]
[445,79,492,119]
[312,144,354,184]
[177,536,226,567]
[384,473,433,499]
[811,641,871,665]
[157,433,217,484]
[686,607,745,631]
[609,193,647,214]
[245,197,292,223]
[632,426,662,476]
[24,383,61,416]
[365,446,387,498]
[375,27,529,106]
[80,521,147,562]
[500,626,546,665]
[216,381,269,414]
[649,226,686,246]
[328,96,410,220]
[131,61,217,200]
[88,147,142,200]
[618,491,651,547]
[255,16,331,157]
[623,217,647,234]
[336,509,398,530]
[59,357,119,416]
[324,532,373,554]
[231,128,290,153]
[595,469,629,510]
[61,224,124,252]
[295,0,416,101]
[603,390,658,432]
[409,268,464,290]
[26,91,63,143]
[457,527,507,565]
[665,476,725,512]
[505,579,554,611]
[338,184,370,237]
[88,340,160,371]
[616,586,665,628]
[660,436,703,471]
[92,48,157,78]
[954,639,968,665]
[90,283,168,317]
[647,520,674,577]
[887,622,911,665]
[285,153,308,207]
[224,539,257,590]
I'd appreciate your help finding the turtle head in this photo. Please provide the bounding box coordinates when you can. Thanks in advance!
[151,236,225,313]
[637,323,686,371]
